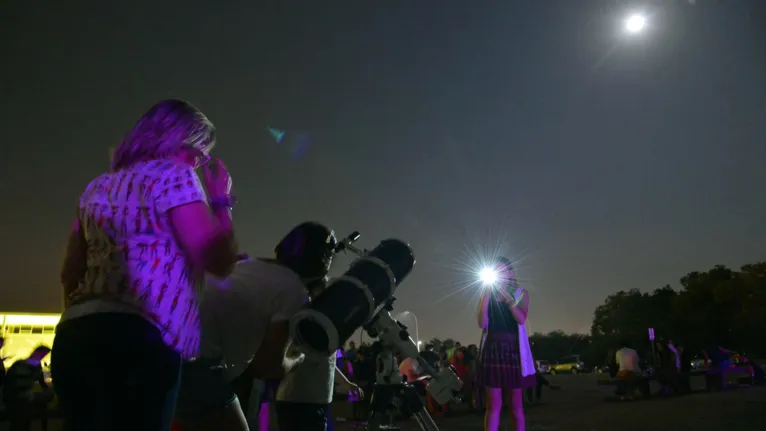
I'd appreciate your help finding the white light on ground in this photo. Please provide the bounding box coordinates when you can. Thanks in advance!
[624,14,646,34]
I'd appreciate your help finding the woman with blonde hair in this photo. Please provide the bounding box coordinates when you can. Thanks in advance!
[476,257,536,431]
[54,99,239,431]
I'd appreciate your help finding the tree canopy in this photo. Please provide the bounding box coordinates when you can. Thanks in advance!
[530,262,766,364]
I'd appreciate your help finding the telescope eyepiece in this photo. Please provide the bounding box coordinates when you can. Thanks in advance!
[334,231,362,254]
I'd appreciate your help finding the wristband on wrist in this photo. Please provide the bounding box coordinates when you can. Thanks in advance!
[210,194,236,211]
[512,291,524,307]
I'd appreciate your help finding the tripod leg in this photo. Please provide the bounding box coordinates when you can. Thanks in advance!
[401,385,440,431]
[367,384,396,431]
[411,411,439,431]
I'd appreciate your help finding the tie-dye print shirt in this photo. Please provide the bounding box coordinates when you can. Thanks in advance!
[62,159,207,359]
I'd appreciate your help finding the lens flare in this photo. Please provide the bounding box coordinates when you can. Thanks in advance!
[428,218,535,306]
[479,267,499,286]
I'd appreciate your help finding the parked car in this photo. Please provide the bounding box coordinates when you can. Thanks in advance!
[550,355,586,375]
[536,360,551,374]
[593,364,610,374]
[690,356,706,370]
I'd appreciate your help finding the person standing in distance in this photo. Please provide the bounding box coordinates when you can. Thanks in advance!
[55,99,239,431]
[175,222,340,431]
[476,257,535,431]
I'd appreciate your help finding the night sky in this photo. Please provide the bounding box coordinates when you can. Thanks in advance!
[2,1,765,345]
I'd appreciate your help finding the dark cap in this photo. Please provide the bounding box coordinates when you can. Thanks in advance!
[275,222,337,278]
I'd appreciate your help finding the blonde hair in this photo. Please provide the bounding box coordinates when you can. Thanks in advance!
[111,99,216,171]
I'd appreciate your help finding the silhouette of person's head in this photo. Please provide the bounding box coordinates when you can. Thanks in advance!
[275,221,337,281]
[27,345,51,365]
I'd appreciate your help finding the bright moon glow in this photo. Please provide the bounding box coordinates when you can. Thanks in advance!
[624,14,646,33]
[479,267,499,285]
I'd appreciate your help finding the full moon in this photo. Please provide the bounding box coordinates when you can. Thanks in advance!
[624,14,647,34]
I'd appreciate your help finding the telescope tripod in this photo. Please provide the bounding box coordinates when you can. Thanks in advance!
[365,347,440,431]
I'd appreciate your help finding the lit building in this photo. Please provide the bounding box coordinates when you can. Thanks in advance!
[0,313,60,367]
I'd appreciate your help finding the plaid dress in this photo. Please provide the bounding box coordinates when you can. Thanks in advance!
[476,294,536,390]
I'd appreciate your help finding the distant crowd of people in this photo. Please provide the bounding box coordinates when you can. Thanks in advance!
[396,341,479,414]
[606,337,765,400]
[396,339,556,414]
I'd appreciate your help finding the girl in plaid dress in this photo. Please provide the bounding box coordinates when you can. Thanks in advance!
[476,258,534,431]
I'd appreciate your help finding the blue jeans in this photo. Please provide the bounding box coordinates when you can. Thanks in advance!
[52,313,181,431]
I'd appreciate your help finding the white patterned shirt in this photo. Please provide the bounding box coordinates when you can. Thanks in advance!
[62,159,208,359]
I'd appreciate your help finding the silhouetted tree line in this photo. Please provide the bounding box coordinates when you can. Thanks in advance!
[529,331,594,364]
[529,262,766,365]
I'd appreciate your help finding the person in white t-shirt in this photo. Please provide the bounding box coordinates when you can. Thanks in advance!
[615,344,641,377]
[175,222,338,431]
[614,342,642,400]
[274,281,362,431]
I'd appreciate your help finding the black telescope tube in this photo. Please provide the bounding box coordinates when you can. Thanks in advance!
[345,259,394,307]
[366,239,415,285]
[296,278,372,353]
[289,239,416,357]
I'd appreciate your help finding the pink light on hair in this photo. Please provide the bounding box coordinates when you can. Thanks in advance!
[111,99,216,171]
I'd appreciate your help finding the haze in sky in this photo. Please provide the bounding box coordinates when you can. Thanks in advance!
[2,1,765,345]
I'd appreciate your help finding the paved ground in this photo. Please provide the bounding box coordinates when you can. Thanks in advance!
[5,373,764,430]
[336,373,766,431]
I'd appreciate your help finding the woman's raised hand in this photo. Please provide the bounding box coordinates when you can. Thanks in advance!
[201,157,233,199]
